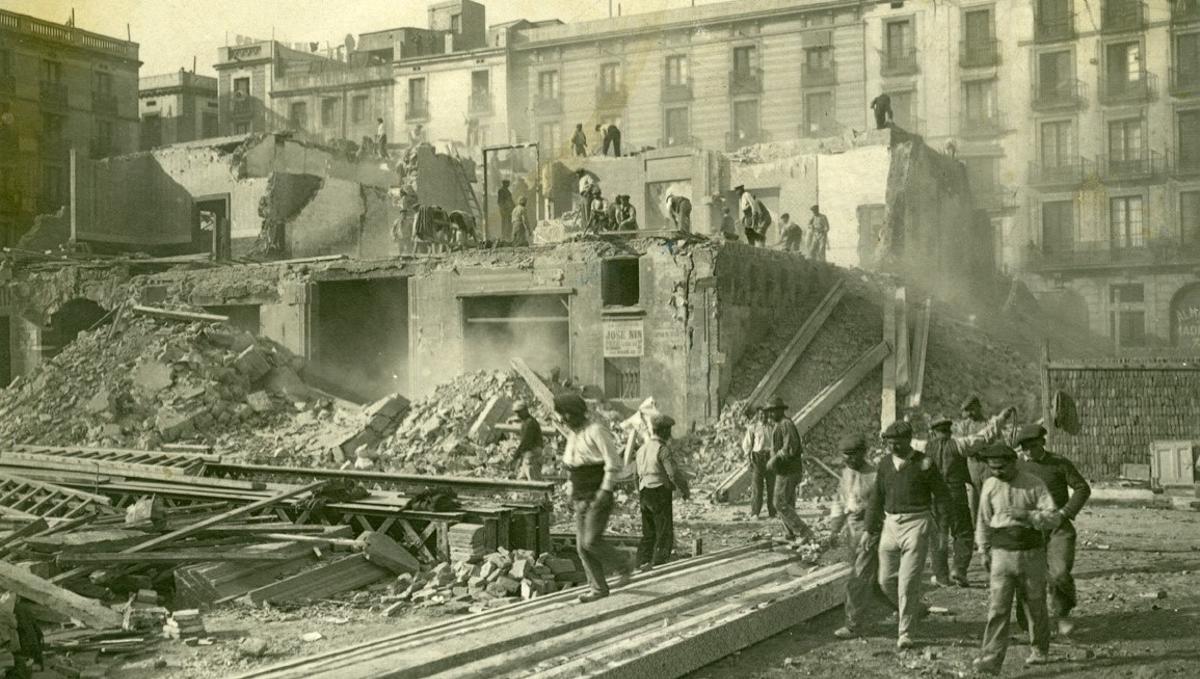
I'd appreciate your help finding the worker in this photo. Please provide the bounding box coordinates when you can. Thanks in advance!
[870,93,893,130]
[510,400,544,481]
[554,393,633,603]
[866,420,950,649]
[806,205,829,262]
[571,123,588,157]
[973,443,1061,674]
[578,170,599,228]
[497,180,515,242]
[720,206,739,242]
[955,395,992,521]
[589,190,611,233]
[665,191,692,232]
[409,123,426,146]
[780,213,804,253]
[736,186,769,246]
[923,409,1015,588]
[635,414,690,569]
[512,197,531,247]
[1014,424,1091,637]
[447,210,478,250]
[596,122,622,157]
[763,396,815,543]
[741,407,774,520]
[614,195,638,231]
[376,118,389,158]
[831,433,897,639]
[621,398,660,473]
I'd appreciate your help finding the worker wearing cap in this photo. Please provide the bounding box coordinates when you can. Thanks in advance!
[763,396,815,543]
[1014,424,1090,637]
[510,400,544,481]
[830,433,896,639]
[925,407,1015,587]
[973,443,1062,674]
[866,420,950,649]
[955,394,992,521]
[554,393,632,603]
[741,407,775,520]
[634,414,690,569]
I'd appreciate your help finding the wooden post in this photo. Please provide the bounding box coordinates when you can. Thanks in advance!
[907,298,931,408]
[68,147,77,244]
[894,287,909,393]
[880,287,897,431]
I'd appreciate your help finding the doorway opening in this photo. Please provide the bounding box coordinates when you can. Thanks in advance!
[204,305,261,335]
[194,194,230,258]
[312,278,409,402]
[462,294,570,377]
[42,299,108,359]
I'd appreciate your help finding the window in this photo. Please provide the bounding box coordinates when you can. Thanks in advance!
[41,113,64,140]
[602,259,640,306]
[1177,34,1200,79]
[1180,111,1200,169]
[95,119,113,152]
[1110,195,1145,248]
[41,60,62,83]
[1182,191,1200,245]
[1108,118,1142,161]
[351,95,368,123]
[538,122,560,153]
[538,71,559,99]
[1038,50,1072,97]
[733,46,757,76]
[321,98,337,128]
[732,99,759,142]
[1113,311,1146,346]
[1109,283,1146,348]
[964,8,993,44]
[450,13,462,33]
[288,101,307,129]
[805,46,833,71]
[1040,120,1074,167]
[885,19,913,59]
[1105,41,1142,91]
[1042,200,1074,253]
[599,64,621,93]
[233,77,250,96]
[202,112,218,138]
[1111,283,1144,303]
[664,106,690,145]
[471,70,489,95]
[962,79,997,122]
[408,78,427,114]
[803,91,834,135]
[1036,0,1072,36]
[665,56,688,86]
[94,72,112,95]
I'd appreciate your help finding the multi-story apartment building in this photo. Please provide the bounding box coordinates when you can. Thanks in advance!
[0,8,140,247]
[138,70,218,149]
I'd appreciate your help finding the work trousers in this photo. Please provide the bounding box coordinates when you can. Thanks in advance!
[979,547,1051,671]
[573,492,627,596]
[603,131,622,157]
[637,485,675,567]
[1015,519,1078,624]
[878,511,931,638]
[844,518,896,631]
[749,451,776,518]
[873,108,889,130]
[930,486,974,580]
[516,455,542,481]
[774,473,813,541]
[499,211,513,242]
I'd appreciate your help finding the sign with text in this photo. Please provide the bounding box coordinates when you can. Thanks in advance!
[603,319,645,357]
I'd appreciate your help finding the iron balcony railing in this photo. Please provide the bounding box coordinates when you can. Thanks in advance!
[729,68,764,95]
[1169,68,1200,98]
[959,39,1000,69]
[39,80,68,108]
[1031,78,1087,111]
[231,96,254,118]
[1102,1,1145,33]
[974,187,1018,212]
[880,47,919,76]
[661,78,694,103]
[801,61,837,87]
[1028,157,1091,186]
[468,92,493,116]
[595,86,628,111]
[1099,71,1157,105]
[959,110,1007,138]
[1168,150,1200,177]
[1098,150,1162,181]
[1030,238,1200,272]
[1173,0,1200,23]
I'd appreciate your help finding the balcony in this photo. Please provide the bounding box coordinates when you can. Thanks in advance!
[1169,68,1200,98]
[1028,158,1091,187]
[0,74,14,95]
[801,61,837,87]
[533,94,562,116]
[1030,238,1200,273]
[1035,8,1076,42]
[880,48,919,77]
[1099,72,1157,105]
[39,80,68,108]
[661,78,693,103]
[1031,78,1087,111]
[1168,150,1200,177]
[1102,1,1145,33]
[405,102,430,121]
[231,96,254,119]
[1173,0,1200,24]
[726,129,765,151]
[975,187,1018,212]
[729,68,763,96]
[468,91,493,116]
[959,111,1008,139]
[959,40,1000,69]
[92,91,118,116]
[1098,150,1162,182]
[595,86,627,111]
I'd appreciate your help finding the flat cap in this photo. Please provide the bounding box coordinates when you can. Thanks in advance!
[930,416,953,430]
[1015,424,1048,445]
[512,400,530,413]
[881,421,913,440]
[837,433,866,453]
[978,443,1017,460]
[553,393,587,417]
[650,414,676,430]
[960,395,982,410]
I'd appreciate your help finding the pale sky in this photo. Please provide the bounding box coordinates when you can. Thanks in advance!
[6,0,727,77]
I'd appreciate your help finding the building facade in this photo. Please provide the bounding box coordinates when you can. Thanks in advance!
[139,70,218,149]
[0,8,140,246]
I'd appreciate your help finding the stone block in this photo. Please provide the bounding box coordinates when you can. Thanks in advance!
[133,360,174,395]
[155,407,200,439]
[84,389,112,415]
[233,346,271,382]
[365,394,410,420]
[245,391,274,414]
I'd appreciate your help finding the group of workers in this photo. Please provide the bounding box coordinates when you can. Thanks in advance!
[722,186,829,261]
[571,123,624,158]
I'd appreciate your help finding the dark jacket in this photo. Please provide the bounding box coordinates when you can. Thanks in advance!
[768,418,804,477]
[1018,451,1091,520]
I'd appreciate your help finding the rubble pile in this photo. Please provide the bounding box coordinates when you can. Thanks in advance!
[0,311,364,463]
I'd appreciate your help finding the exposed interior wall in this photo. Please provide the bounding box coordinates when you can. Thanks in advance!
[310,277,409,402]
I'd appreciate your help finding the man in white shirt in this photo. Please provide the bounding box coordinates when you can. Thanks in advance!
[555,393,632,603]
[741,407,774,519]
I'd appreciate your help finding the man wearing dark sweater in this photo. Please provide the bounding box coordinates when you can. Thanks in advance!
[866,420,950,649]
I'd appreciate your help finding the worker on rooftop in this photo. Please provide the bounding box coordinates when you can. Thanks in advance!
[806,205,829,262]
[554,393,632,603]
[596,122,622,157]
[571,123,588,157]
[780,213,804,253]
[512,197,531,247]
[870,92,894,130]
[866,420,950,649]
[509,400,544,481]
[664,189,692,232]
[635,414,689,569]
[497,179,515,242]
[763,396,814,544]
[973,443,1061,674]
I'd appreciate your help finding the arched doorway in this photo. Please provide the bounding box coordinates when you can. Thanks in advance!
[1170,283,1200,350]
[42,299,108,359]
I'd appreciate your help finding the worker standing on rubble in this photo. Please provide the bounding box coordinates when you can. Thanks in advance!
[831,433,896,639]
[635,414,690,569]
[571,124,588,157]
[720,205,739,242]
[763,397,815,543]
[870,93,894,130]
[866,420,950,649]
[924,409,1014,588]
[956,395,992,521]
[665,190,692,232]
[596,123,622,157]
[578,170,600,229]
[741,407,774,520]
[555,393,633,603]
[973,443,1061,674]
[614,195,638,231]
[498,180,515,242]
[622,398,660,472]
[510,400,544,481]
[376,118,388,158]
[806,205,829,262]
[512,197,531,247]
[1013,424,1091,637]
[780,213,804,253]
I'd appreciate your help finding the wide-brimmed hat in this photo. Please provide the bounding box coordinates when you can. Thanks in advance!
[762,396,788,411]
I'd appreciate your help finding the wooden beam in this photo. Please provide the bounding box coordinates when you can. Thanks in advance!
[242,553,391,605]
[57,550,298,565]
[510,358,570,437]
[880,286,897,430]
[131,305,229,323]
[894,287,910,394]
[743,279,845,411]
[907,298,931,408]
[0,561,123,629]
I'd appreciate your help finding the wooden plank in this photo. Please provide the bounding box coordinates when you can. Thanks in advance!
[907,297,931,408]
[894,287,910,393]
[57,550,299,565]
[742,279,845,412]
[131,305,229,323]
[0,518,47,550]
[510,358,571,437]
[242,553,391,605]
[0,560,123,629]
[880,286,897,431]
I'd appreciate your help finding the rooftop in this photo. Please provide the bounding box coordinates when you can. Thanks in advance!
[0,7,139,61]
